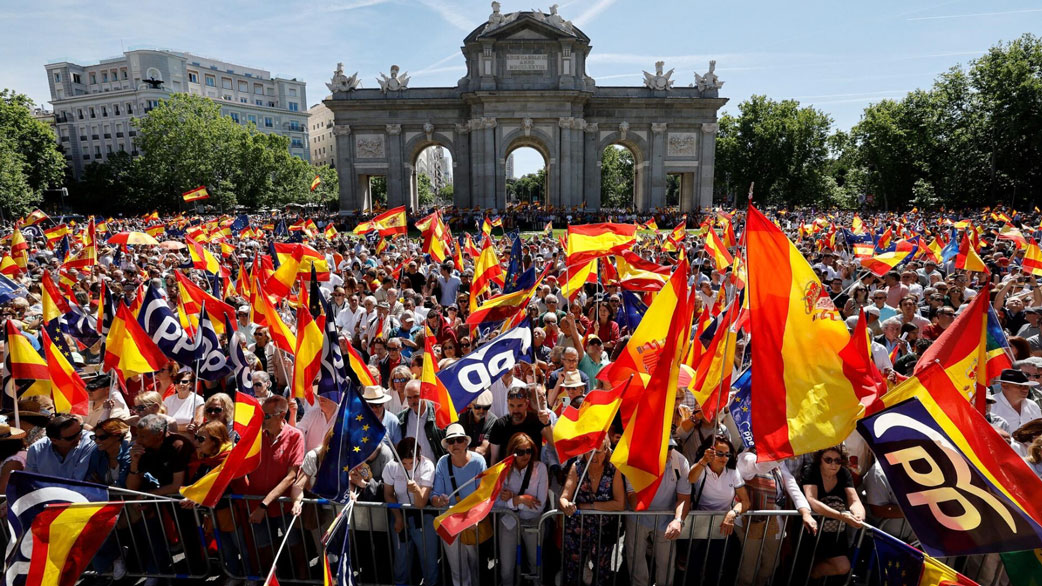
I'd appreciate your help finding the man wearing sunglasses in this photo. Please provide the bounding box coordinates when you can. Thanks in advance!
[25,414,97,480]
[460,391,497,464]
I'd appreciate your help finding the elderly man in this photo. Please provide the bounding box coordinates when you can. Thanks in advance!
[992,369,1042,429]
[398,379,447,463]
[459,390,497,463]
[547,346,591,400]
[25,414,97,480]
[363,385,401,445]
[874,317,905,355]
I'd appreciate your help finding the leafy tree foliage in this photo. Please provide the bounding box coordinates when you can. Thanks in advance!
[0,90,65,216]
[507,168,546,204]
[600,145,634,208]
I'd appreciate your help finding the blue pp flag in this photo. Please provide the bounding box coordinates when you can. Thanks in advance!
[317,293,350,403]
[437,319,533,412]
[225,316,254,396]
[137,285,199,366]
[61,304,101,348]
[311,380,386,503]
[0,274,27,305]
[194,305,231,382]
[728,368,753,449]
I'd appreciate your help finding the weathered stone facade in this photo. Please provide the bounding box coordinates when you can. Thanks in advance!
[326,8,726,213]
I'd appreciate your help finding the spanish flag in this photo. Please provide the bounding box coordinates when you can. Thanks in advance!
[559,258,597,301]
[103,302,168,377]
[420,211,452,263]
[434,455,514,544]
[471,237,505,295]
[271,243,330,282]
[689,299,739,421]
[6,321,51,396]
[1024,238,1042,276]
[182,186,209,202]
[554,377,630,462]
[181,392,263,506]
[323,223,338,239]
[187,238,222,275]
[21,209,50,227]
[612,258,690,509]
[860,239,916,277]
[615,251,669,292]
[344,340,376,386]
[174,271,237,335]
[40,328,88,416]
[955,231,989,274]
[10,227,28,270]
[370,205,408,237]
[26,501,124,586]
[0,254,21,276]
[39,272,71,325]
[565,223,637,266]
[703,225,734,271]
[310,175,322,192]
[746,205,875,461]
[421,328,457,428]
[250,276,297,354]
[292,305,322,405]
[464,233,480,258]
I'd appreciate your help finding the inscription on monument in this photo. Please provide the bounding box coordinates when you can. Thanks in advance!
[506,54,548,71]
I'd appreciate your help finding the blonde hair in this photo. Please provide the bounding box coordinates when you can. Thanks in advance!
[205,393,235,425]
[135,391,166,413]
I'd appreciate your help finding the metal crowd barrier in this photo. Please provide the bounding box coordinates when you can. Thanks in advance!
[70,497,1011,585]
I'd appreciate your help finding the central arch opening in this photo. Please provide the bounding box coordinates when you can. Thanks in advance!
[411,144,454,208]
[601,143,642,209]
[505,145,548,207]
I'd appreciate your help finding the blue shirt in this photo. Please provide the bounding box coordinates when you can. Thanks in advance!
[382,410,402,447]
[433,451,487,503]
[25,430,98,481]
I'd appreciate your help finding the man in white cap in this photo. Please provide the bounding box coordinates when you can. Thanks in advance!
[363,385,401,445]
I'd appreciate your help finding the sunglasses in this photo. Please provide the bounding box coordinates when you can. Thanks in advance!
[822,456,845,465]
[446,436,468,445]
[507,392,528,400]
[177,380,193,386]
[194,434,216,444]
[51,430,81,442]
[471,405,490,412]
[91,432,115,441]
[206,407,224,415]
[132,404,155,412]
[712,450,730,458]
[393,377,410,384]
[263,412,284,420]
[514,448,533,456]
[461,342,471,348]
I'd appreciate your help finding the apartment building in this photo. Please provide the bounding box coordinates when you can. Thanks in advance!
[45,49,309,178]
[308,100,336,167]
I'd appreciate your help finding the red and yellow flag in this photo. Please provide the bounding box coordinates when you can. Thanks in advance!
[703,225,734,271]
[182,186,209,202]
[40,328,88,416]
[310,175,322,191]
[292,305,322,405]
[174,271,236,335]
[956,231,988,274]
[6,320,51,397]
[181,392,263,506]
[10,227,28,270]
[746,205,875,461]
[612,258,690,509]
[689,299,739,422]
[103,302,168,377]
[566,223,637,266]
[434,455,514,544]
[554,377,630,462]
[26,502,123,586]
[471,237,505,296]
[251,276,297,354]
[421,328,457,428]
[1025,238,1042,276]
[344,340,377,386]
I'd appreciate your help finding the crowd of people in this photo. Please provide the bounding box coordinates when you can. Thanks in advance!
[1,205,1040,586]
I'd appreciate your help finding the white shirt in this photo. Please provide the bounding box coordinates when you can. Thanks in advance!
[383,458,435,505]
[735,452,808,511]
[297,403,335,454]
[692,464,744,511]
[403,408,435,462]
[488,375,526,419]
[991,391,1042,430]
[163,392,205,426]
[335,305,365,336]
[494,461,548,521]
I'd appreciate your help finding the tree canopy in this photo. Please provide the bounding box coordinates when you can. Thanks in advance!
[0,90,65,217]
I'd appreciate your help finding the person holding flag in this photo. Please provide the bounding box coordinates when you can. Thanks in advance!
[430,423,487,586]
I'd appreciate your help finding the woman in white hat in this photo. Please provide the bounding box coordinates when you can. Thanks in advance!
[430,422,487,586]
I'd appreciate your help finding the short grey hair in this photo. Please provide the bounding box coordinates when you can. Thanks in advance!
[563,347,579,359]
[882,317,903,329]
[136,414,168,435]
[1015,357,1042,370]
[251,370,271,385]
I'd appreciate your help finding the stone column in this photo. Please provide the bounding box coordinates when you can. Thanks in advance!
[333,124,356,212]
[481,118,498,209]
[558,117,573,209]
[454,123,472,209]
[385,124,405,208]
[583,122,600,210]
[648,123,668,210]
[697,122,718,211]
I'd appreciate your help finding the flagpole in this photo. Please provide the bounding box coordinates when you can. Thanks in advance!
[572,449,596,497]
[46,499,172,508]
[263,512,300,586]
[410,404,422,478]
[715,186,752,426]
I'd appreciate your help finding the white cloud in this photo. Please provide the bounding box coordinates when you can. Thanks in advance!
[572,0,617,27]
[907,8,1042,21]
[415,0,474,31]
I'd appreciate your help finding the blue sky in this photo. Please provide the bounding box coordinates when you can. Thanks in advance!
[2,0,1040,176]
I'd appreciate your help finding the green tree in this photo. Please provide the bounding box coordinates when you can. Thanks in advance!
[600,145,634,208]
[439,183,454,203]
[0,90,65,216]
[715,95,834,206]
[370,176,387,207]
[508,169,545,204]
[417,173,435,207]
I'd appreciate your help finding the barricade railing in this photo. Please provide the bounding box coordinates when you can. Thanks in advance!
[72,497,1010,585]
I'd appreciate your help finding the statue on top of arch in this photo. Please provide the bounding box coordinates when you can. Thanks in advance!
[377,65,410,93]
[327,62,361,93]
[643,61,675,91]
[532,4,574,33]
[694,60,725,93]
[485,1,518,31]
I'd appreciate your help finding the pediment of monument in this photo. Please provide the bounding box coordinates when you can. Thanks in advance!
[464,12,590,44]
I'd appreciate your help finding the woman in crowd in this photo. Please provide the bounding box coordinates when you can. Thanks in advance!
[132,391,178,430]
[496,432,547,585]
[200,393,235,439]
[431,423,487,586]
[383,437,439,586]
[183,420,245,576]
[558,436,625,586]
[163,371,205,432]
[686,434,750,585]
[387,365,413,413]
[591,303,621,355]
[801,445,865,580]
[89,418,131,486]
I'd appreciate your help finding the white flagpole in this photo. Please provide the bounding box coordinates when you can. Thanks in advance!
[262,512,300,586]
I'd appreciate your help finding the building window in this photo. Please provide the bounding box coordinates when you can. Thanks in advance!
[255,99,263,106]
[223,94,232,101]
[54,72,61,83]
[248,115,256,124]
[102,72,108,82]
[89,107,96,118]
[230,112,239,123]
[188,72,198,83]
[77,109,83,120]
[114,104,120,115]
[126,103,133,114]
[205,75,216,87]
[222,78,232,89]
[268,101,276,108]
[288,87,297,97]
[95,146,101,155]
[238,81,248,92]
[288,102,298,112]
[119,143,125,152]
[106,145,112,154]
[264,117,273,128]
[72,73,81,84]
[122,69,128,79]
[254,84,263,95]
[89,73,96,84]
[240,97,247,103]
[101,106,107,117]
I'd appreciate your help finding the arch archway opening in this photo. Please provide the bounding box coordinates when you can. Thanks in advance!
[601,144,640,210]
[411,145,454,209]
[505,146,548,207]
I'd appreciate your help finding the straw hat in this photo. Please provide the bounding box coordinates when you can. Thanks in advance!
[0,422,26,441]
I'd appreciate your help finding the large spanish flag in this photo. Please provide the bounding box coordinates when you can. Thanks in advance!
[703,225,734,271]
[250,276,296,354]
[26,502,123,586]
[103,302,169,377]
[566,223,637,266]
[174,270,237,335]
[40,328,88,416]
[860,239,916,277]
[421,328,457,428]
[181,392,263,507]
[554,376,630,462]
[344,340,377,386]
[615,251,670,292]
[182,186,210,202]
[471,237,505,295]
[434,455,514,544]
[373,205,408,237]
[271,243,330,281]
[955,230,988,273]
[292,305,322,405]
[746,205,869,462]
[6,321,51,396]
[1024,238,1042,276]
[10,227,28,270]
[611,258,690,509]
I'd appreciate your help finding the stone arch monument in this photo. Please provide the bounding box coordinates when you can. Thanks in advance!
[326,3,726,213]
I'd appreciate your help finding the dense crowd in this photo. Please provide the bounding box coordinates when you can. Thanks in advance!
[1,206,1040,586]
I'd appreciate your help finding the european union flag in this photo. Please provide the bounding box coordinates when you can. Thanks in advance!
[230,214,250,233]
[311,380,386,503]
[274,219,288,237]
[55,234,70,262]
[619,290,647,332]
[868,528,976,586]
[503,234,523,293]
